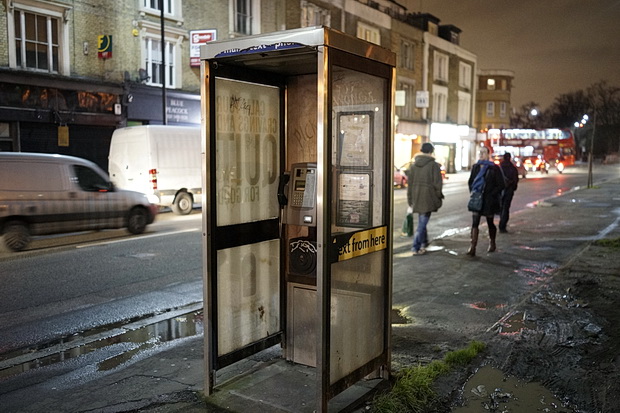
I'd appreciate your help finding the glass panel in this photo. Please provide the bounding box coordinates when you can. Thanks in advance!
[37,15,47,42]
[25,13,35,41]
[37,44,48,70]
[330,252,385,382]
[51,19,58,44]
[14,13,21,39]
[215,78,280,226]
[217,240,280,355]
[330,66,388,383]
[25,42,36,68]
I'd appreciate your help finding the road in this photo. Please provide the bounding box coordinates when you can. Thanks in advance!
[0,163,616,378]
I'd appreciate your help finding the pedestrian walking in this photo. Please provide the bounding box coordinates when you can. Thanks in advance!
[466,146,505,256]
[499,152,519,233]
[407,142,444,255]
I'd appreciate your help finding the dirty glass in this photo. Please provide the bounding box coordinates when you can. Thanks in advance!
[329,66,387,383]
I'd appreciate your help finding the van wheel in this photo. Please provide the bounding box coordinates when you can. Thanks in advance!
[2,221,31,252]
[172,192,193,215]
[127,208,148,234]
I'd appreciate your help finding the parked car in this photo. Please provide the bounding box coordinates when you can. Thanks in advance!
[493,154,527,179]
[394,166,408,187]
[395,162,447,186]
[0,152,158,252]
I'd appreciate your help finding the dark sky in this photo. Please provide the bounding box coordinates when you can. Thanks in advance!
[404,0,620,109]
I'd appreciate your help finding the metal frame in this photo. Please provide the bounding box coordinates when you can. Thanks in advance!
[200,26,395,411]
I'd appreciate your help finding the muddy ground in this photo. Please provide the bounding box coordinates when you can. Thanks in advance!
[390,240,620,412]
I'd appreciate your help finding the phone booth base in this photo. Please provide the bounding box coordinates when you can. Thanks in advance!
[201,26,395,412]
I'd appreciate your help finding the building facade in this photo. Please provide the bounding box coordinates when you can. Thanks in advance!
[0,0,479,172]
[475,69,514,131]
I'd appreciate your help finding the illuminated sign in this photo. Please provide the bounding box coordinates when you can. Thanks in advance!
[190,29,216,67]
[97,35,112,59]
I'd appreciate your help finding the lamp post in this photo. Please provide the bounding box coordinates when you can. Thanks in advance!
[576,114,595,188]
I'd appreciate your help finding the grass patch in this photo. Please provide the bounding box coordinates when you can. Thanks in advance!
[371,341,485,413]
[593,237,620,249]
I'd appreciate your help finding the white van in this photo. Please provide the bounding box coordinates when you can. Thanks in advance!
[0,152,158,252]
[108,125,202,215]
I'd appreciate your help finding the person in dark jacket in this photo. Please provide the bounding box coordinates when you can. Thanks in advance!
[407,142,444,255]
[499,152,519,233]
[466,146,505,256]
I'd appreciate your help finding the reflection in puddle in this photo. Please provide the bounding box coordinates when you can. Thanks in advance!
[453,365,567,412]
[498,311,535,335]
[0,311,203,379]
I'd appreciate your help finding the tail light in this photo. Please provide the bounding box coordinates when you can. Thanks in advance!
[149,168,158,190]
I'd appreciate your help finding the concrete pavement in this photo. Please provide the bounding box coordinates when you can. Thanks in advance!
[1,171,619,412]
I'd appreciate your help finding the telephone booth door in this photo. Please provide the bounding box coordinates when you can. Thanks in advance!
[201,67,285,374]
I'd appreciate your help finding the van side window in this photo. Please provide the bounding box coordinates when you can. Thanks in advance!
[72,165,110,192]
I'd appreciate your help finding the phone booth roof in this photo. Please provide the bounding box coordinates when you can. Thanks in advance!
[200,26,395,75]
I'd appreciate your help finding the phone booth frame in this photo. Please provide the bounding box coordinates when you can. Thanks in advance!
[200,26,396,412]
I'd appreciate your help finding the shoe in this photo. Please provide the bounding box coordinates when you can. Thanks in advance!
[499,229,508,234]
[412,249,426,256]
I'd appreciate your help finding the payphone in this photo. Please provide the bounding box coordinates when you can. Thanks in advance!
[283,163,317,226]
[281,163,317,278]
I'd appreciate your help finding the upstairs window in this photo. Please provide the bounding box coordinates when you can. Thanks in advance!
[486,101,495,117]
[433,52,448,82]
[400,40,414,71]
[357,22,381,45]
[487,79,496,90]
[301,1,330,27]
[459,62,472,89]
[13,10,59,72]
[143,0,173,14]
[233,0,253,35]
[144,36,176,88]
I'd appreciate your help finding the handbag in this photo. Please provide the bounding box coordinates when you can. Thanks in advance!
[467,191,483,212]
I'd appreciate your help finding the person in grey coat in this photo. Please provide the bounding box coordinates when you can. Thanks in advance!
[406,142,444,255]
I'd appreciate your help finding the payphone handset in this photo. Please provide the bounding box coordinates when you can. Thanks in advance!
[284,162,317,226]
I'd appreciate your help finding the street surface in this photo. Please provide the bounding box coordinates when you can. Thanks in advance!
[0,162,618,411]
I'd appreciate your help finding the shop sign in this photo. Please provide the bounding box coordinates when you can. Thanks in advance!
[98,35,112,59]
[190,30,216,67]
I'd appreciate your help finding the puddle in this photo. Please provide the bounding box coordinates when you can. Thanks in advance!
[453,365,568,412]
[0,310,203,379]
[514,261,557,285]
[497,311,535,335]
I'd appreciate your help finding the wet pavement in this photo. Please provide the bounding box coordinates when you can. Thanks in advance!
[1,172,619,412]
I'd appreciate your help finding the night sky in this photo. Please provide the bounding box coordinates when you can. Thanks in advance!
[405,0,620,109]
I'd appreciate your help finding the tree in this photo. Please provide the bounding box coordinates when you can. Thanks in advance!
[543,81,620,158]
[509,101,547,128]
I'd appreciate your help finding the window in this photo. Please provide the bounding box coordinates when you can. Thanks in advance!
[501,79,508,90]
[13,10,59,72]
[73,165,110,192]
[432,85,448,122]
[301,1,330,27]
[143,0,173,14]
[457,91,471,124]
[143,36,176,88]
[396,80,416,119]
[400,40,414,71]
[486,101,495,117]
[234,0,253,35]
[500,102,507,118]
[459,62,472,89]
[433,52,448,82]
[487,79,496,90]
[357,22,381,45]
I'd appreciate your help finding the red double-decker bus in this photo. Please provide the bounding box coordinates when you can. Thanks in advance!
[485,128,577,172]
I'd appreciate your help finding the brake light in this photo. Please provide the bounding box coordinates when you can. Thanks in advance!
[149,168,158,190]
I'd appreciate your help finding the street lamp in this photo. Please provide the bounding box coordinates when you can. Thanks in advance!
[577,113,596,188]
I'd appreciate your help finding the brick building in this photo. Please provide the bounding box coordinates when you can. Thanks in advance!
[0,0,480,172]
